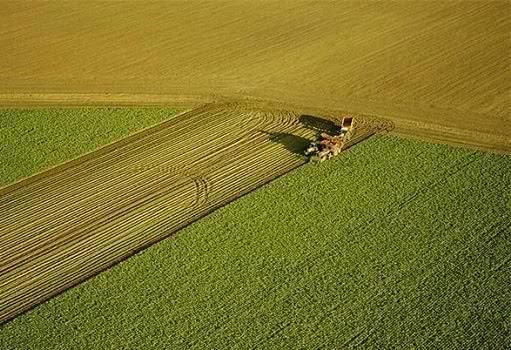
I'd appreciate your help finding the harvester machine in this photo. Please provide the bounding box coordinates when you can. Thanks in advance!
[305,116,354,162]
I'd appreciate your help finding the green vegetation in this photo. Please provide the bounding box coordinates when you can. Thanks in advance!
[0,107,181,187]
[1,134,509,349]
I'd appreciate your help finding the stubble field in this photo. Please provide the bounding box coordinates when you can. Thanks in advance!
[0,1,509,151]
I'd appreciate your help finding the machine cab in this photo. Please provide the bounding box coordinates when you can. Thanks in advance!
[341,116,353,134]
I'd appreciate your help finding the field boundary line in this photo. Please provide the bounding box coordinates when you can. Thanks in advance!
[0,93,211,108]
[0,92,508,153]
[0,107,197,195]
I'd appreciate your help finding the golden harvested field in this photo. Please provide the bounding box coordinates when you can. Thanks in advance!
[0,1,509,152]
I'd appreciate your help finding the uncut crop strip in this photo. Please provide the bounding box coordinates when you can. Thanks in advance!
[0,104,325,323]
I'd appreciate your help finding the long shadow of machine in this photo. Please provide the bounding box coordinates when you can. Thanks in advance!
[298,115,341,136]
[259,114,352,158]
[258,130,310,157]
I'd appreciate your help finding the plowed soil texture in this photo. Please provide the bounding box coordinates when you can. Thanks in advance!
[0,1,510,152]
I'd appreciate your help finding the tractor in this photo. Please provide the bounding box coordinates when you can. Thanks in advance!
[305,116,354,162]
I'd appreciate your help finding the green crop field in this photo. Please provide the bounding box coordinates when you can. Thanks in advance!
[1,133,509,349]
[0,108,181,187]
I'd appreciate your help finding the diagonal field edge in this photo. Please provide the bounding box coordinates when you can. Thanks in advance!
[0,103,381,324]
[0,104,314,324]
[0,107,199,196]
[1,157,305,325]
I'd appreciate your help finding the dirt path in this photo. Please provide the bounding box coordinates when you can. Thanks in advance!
[0,103,383,323]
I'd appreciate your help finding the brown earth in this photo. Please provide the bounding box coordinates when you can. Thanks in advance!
[0,1,509,152]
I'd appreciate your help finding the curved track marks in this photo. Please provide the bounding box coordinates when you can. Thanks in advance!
[0,104,328,323]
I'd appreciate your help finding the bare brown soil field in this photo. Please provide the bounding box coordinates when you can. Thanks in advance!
[0,103,384,323]
[0,1,509,152]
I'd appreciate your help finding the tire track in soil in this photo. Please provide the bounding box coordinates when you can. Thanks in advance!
[0,103,383,323]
